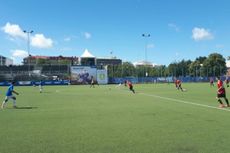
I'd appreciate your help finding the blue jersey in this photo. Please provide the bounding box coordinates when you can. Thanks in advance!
[6,84,14,96]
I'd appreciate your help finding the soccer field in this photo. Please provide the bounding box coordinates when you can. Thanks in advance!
[0,83,230,153]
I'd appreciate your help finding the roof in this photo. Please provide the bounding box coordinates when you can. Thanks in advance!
[81,49,95,58]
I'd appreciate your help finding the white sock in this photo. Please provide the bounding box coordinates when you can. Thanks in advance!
[13,100,16,107]
[1,101,6,108]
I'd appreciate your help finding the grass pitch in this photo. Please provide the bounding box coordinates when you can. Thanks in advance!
[0,83,230,153]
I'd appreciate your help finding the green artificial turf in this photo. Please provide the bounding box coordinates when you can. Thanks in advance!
[0,83,230,153]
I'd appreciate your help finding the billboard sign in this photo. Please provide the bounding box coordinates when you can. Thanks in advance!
[71,66,97,84]
[97,69,108,84]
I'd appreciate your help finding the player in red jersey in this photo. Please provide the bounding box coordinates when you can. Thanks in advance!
[127,81,135,94]
[176,79,184,91]
[216,76,229,108]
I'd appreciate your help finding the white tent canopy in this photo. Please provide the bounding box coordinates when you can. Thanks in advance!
[227,60,230,68]
[81,49,95,58]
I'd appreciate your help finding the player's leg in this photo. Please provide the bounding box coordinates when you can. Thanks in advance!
[216,96,225,108]
[39,85,42,93]
[1,96,9,109]
[11,96,17,108]
[224,97,229,107]
[130,86,135,94]
[132,88,135,93]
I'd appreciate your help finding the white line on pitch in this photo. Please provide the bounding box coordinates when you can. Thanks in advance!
[138,92,230,112]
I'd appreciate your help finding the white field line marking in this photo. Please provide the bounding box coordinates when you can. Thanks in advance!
[138,92,230,112]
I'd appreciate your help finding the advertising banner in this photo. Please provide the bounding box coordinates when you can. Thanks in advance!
[71,66,97,84]
[97,69,108,84]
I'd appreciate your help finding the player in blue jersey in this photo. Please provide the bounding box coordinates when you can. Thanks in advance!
[1,81,19,109]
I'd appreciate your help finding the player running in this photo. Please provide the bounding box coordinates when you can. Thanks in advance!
[216,76,229,108]
[127,81,135,94]
[176,79,184,91]
[1,81,19,109]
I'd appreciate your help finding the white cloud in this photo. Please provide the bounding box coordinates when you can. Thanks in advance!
[1,22,26,39]
[10,50,28,64]
[2,22,54,49]
[31,34,53,48]
[11,49,28,58]
[192,27,213,41]
[84,32,92,39]
[168,23,180,32]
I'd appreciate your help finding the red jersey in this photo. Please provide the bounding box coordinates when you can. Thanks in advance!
[127,81,133,88]
[217,80,225,94]
[176,80,181,85]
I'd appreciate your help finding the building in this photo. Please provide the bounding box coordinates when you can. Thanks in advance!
[22,49,122,67]
[0,55,13,66]
[23,55,79,65]
[133,61,154,67]
[80,49,122,67]
[96,57,122,66]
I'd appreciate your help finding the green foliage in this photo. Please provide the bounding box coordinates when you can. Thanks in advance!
[202,53,226,76]
[37,58,48,65]
[189,56,207,77]
[168,60,191,77]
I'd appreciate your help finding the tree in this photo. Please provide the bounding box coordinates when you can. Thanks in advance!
[189,56,207,77]
[168,62,178,77]
[168,60,191,77]
[203,53,227,77]
[37,58,47,65]
[122,62,135,77]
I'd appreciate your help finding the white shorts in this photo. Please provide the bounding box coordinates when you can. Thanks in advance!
[5,95,16,101]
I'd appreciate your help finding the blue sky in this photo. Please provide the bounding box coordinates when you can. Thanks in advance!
[0,0,229,65]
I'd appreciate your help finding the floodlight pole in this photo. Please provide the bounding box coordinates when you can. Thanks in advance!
[24,30,33,77]
[142,33,150,62]
[142,34,150,77]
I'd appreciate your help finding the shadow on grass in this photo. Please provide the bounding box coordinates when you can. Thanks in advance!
[16,106,38,109]
[6,106,38,109]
